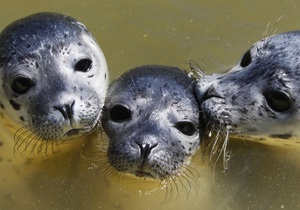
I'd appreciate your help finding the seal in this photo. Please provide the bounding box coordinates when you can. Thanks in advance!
[0,13,108,148]
[101,65,200,179]
[195,30,300,138]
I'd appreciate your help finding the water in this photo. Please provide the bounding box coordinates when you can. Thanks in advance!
[1,0,300,209]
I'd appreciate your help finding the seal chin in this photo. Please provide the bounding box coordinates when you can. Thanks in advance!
[64,128,87,137]
[63,121,97,138]
[135,170,153,178]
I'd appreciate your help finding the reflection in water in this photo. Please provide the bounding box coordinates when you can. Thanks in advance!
[1,0,300,209]
[2,123,300,209]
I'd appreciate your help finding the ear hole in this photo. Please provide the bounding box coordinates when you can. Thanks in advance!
[109,105,132,123]
[175,121,197,136]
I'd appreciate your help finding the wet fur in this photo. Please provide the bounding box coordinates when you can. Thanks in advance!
[0,13,108,154]
[196,30,300,166]
[101,65,201,180]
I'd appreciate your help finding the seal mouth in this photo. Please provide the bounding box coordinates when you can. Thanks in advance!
[65,128,88,137]
[135,170,153,178]
[202,85,224,101]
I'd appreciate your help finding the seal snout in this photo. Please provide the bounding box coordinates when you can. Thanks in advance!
[53,100,84,134]
[54,100,75,121]
[134,140,158,164]
[133,139,159,177]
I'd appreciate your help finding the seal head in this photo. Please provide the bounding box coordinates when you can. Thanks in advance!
[196,31,300,138]
[0,12,108,141]
[101,65,200,179]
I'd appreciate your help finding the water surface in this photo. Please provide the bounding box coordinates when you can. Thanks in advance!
[1,1,300,209]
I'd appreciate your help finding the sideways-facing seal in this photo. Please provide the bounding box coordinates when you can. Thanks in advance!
[0,13,108,149]
[195,31,300,138]
[101,65,200,179]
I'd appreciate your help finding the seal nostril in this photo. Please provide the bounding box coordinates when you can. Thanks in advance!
[65,101,75,119]
[135,141,158,162]
[54,105,67,119]
[54,100,75,120]
[202,85,223,101]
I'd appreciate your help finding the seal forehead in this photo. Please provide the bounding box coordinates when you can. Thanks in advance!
[108,65,197,119]
[110,65,195,99]
[0,13,90,63]
[225,32,300,87]
[253,31,300,64]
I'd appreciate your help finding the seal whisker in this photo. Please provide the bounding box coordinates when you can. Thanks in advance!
[180,164,200,189]
[209,127,230,171]
[160,171,196,202]
[263,15,284,38]
[262,22,271,38]
[119,76,136,95]
[27,134,46,155]
[11,44,31,61]
[129,75,137,89]
[103,166,127,185]
[14,125,32,153]
[39,138,56,156]
[20,133,41,156]
[171,175,180,200]
[13,123,42,154]
[176,172,193,199]
[186,59,206,79]
[14,120,62,156]
[210,129,221,158]
[35,138,47,155]
[162,176,177,203]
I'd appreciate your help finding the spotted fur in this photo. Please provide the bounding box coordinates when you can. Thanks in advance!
[195,31,300,138]
[101,65,200,179]
[0,13,108,141]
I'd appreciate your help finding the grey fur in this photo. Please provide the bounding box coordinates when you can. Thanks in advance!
[196,31,300,137]
[0,12,108,140]
[101,65,200,179]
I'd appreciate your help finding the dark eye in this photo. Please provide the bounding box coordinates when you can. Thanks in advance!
[11,77,34,94]
[74,58,92,72]
[240,50,252,67]
[265,91,292,112]
[175,121,197,136]
[109,105,132,123]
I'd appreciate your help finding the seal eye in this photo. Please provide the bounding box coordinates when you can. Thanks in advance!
[109,105,132,123]
[175,121,197,136]
[74,58,92,72]
[240,50,252,67]
[265,91,292,112]
[11,77,34,94]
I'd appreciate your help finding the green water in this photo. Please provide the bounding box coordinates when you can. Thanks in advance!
[1,0,300,209]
